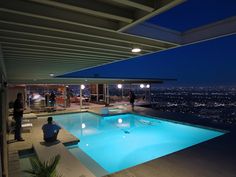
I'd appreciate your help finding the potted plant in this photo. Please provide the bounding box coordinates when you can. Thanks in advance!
[24,154,61,177]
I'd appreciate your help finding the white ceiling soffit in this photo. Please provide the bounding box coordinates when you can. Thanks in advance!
[0,0,182,84]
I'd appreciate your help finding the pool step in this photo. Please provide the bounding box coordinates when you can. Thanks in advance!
[33,142,95,177]
[69,146,109,177]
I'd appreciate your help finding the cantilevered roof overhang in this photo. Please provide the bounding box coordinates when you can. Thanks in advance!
[1,0,236,85]
[0,0,183,84]
[55,75,177,85]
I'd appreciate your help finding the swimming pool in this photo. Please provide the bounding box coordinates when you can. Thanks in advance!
[53,112,224,176]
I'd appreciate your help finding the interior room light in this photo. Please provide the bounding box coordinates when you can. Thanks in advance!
[146,84,150,88]
[117,84,123,89]
[140,84,145,88]
[131,47,141,53]
[81,84,85,90]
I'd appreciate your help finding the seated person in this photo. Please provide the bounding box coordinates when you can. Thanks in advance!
[42,117,61,142]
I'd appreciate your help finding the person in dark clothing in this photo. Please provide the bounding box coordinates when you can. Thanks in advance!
[129,91,136,111]
[13,92,24,141]
[42,117,61,143]
[45,92,50,107]
[49,91,56,107]
[66,87,71,107]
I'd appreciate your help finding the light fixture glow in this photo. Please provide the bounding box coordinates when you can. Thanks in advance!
[146,84,150,88]
[117,84,123,89]
[118,118,123,124]
[82,123,86,129]
[80,84,85,90]
[140,84,145,88]
[131,47,141,53]
[49,73,54,77]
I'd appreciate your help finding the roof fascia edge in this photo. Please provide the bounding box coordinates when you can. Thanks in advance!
[182,16,236,44]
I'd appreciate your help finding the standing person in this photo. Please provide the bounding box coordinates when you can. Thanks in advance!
[129,90,136,111]
[45,92,50,107]
[42,117,61,142]
[49,91,56,107]
[13,93,24,141]
[66,87,71,108]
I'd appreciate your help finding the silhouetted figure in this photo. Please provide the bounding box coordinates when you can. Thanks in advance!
[42,117,61,142]
[129,91,136,111]
[49,91,56,107]
[66,87,71,107]
[13,93,24,141]
[45,92,50,107]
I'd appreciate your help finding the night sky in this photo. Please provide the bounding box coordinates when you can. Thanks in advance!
[147,0,236,32]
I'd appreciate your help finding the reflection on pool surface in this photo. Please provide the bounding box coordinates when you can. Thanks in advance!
[53,112,224,175]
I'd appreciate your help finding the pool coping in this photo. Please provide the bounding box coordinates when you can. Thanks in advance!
[130,112,229,133]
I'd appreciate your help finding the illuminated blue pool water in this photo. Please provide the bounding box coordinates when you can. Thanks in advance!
[53,112,224,176]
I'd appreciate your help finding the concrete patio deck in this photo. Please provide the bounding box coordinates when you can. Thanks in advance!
[34,141,95,177]
[7,113,86,177]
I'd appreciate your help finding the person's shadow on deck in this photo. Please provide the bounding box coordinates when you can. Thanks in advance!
[40,140,60,147]
[7,139,18,144]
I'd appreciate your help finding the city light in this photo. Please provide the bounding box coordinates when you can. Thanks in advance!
[146,84,150,88]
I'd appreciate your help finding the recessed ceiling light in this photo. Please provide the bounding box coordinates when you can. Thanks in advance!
[49,73,54,77]
[131,47,141,53]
